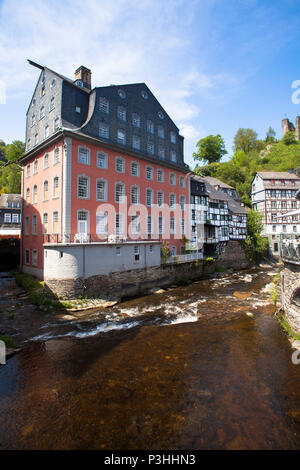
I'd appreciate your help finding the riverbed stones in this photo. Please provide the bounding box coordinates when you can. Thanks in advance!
[233,291,252,300]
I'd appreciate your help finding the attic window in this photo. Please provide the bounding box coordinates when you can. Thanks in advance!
[141,90,148,99]
[77,80,84,88]
[76,106,81,113]
[118,89,126,99]
[50,79,56,88]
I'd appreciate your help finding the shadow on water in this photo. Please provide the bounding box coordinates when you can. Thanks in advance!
[1,266,300,449]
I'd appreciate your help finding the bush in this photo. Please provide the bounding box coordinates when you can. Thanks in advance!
[14,272,62,311]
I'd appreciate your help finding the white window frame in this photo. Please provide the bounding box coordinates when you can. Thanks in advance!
[96,178,107,201]
[146,166,153,180]
[131,161,140,177]
[97,151,108,169]
[146,188,154,207]
[115,157,125,174]
[77,175,90,199]
[78,147,90,165]
[130,185,140,205]
[96,211,108,235]
[115,182,125,203]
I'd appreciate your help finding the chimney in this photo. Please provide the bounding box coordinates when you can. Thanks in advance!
[74,66,91,90]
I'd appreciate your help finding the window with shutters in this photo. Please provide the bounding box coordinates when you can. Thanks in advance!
[43,180,49,200]
[146,188,153,206]
[33,185,38,204]
[78,147,90,165]
[99,122,109,138]
[115,213,124,235]
[44,153,49,169]
[78,176,89,199]
[53,177,59,198]
[169,193,176,209]
[115,183,125,203]
[53,211,59,234]
[43,213,48,234]
[130,185,140,204]
[32,214,37,234]
[96,179,107,201]
[97,151,107,169]
[99,97,109,113]
[146,166,153,180]
[157,191,164,208]
[115,157,125,173]
[131,161,139,177]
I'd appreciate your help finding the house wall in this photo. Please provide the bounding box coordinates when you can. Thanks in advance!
[44,242,161,279]
[22,139,64,275]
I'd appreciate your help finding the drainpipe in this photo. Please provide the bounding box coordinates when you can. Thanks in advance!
[20,165,24,271]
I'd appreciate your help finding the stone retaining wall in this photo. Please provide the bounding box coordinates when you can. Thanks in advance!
[217,240,250,270]
[281,262,300,334]
[45,259,216,300]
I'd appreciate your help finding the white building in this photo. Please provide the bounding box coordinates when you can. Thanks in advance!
[251,171,300,256]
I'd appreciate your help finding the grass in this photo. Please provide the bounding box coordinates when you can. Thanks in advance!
[0,335,17,348]
[271,286,277,305]
[13,272,63,311]
[275,311,300,341]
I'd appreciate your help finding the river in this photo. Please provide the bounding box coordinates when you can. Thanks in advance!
[1,266,300,450]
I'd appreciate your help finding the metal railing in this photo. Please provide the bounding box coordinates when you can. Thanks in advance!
[166,252,203,263]
[280,234,300,263]
[43,233,165,244]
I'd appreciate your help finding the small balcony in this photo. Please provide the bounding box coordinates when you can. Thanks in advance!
[280,234,300,264]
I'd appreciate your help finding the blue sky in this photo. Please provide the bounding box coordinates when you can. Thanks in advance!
[1,0,300,167]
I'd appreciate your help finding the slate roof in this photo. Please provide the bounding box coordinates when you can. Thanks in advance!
[0,193,22,209]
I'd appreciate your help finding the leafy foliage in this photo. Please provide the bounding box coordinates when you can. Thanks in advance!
[193,127,300,207]
[193,134,227,164]
[0,140,24,194]
[242,210,269,263]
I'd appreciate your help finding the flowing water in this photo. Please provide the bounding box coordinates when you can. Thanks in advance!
[1,267,300,450]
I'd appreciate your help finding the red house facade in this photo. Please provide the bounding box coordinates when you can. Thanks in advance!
[20,62,190,279]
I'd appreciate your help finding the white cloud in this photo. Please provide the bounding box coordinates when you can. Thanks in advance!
[0,0,237,151]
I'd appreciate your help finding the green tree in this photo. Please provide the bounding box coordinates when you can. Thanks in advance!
[282,131,296,146]
[242,210,269,263]
[231,149,248,167]
[193,134,227,165]
[0,139,24,194]
[233,128,258,153]
[265,127,276,143]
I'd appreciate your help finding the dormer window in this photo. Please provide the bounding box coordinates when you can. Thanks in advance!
[118,89,126,99]
[170,131,176,144]
[158,111,164,119]
[147,120,154,134]
[158,126,164,138]
[75,106,81,113]
[99,122,109,138]
[99,97,109,113]
[141,90,148,99]
[117,129,126,144]
[117,106,126,121]
[77,80,84,88]
[132,113,140,128]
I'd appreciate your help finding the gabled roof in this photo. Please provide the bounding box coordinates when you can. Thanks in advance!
[0,193,22,209]
[204,176,235,189]
[257,171,300,180]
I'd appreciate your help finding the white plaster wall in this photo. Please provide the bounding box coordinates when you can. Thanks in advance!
[44,242,161,280]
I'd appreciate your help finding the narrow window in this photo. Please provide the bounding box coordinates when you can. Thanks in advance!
[96,211,108,235]
[96,179,107,201]
[115,157,125,173]
[115,183,125,203]
[99,97,109,113]
[78,176,89,198]
[53,148,59,164]
[53,177,59,198]
[33,185,38,204]
[97,152,107,169]
[53,211,59,234]
[43,180,49,200]
[99,122,109,138]
[78,147,89,165]
[43,213,48,234]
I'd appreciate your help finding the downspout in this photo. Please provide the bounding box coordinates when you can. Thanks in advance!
[20,165,24,271]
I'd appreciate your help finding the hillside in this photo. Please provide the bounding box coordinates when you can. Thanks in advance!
[194,135,300,206]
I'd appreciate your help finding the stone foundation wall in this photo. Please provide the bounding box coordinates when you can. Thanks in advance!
[281,262,300,334]
[217,240,250,270]
[45,259,215,300]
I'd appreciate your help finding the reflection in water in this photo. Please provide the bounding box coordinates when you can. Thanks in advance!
[0,267,300,449]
